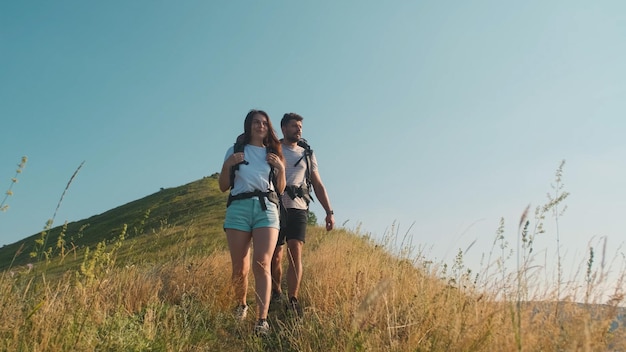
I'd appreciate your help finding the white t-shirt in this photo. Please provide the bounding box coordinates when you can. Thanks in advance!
[224,144,275,196]
[280,143,318,210]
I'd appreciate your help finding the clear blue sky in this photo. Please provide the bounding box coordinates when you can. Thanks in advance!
[2,1,625,297]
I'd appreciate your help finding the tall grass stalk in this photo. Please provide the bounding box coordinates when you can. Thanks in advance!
[0,156,27,213]
[515,205,530,352]
[550,160,569,319]
[32,161,85,261]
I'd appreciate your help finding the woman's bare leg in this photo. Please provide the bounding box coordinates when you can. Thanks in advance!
[225,229,252,306]
[251,227,279,319]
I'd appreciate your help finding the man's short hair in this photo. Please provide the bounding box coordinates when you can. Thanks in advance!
[281,112,304,127]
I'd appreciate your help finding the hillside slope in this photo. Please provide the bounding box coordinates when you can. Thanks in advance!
[0,174,226,270]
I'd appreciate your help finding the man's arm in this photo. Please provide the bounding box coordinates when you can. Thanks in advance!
[310,170,335,231]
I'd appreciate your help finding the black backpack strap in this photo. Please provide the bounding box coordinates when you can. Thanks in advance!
[267,146,288,227]
[285,184,312,205]
[229,141,247,190]
[296,138,315,204]
[227,190,279,210]
[266,146,279,193]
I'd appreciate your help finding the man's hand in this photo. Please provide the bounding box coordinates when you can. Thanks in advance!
[325,213,335,231]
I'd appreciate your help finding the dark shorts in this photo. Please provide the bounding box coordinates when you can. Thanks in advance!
[277,208,308,245]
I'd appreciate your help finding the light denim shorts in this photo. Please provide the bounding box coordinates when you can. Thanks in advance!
[224,197,280,231]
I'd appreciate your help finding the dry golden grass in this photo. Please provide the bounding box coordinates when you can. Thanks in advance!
[1,222,624,351]
[3,160,623,350]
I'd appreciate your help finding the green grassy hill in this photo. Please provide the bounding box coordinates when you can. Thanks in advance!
[0,173,227,271]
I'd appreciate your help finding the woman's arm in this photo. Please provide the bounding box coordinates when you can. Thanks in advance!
[218,152,244,192]
[273,167,286,195]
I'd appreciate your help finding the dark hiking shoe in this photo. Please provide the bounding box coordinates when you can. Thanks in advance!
[288,296,303,318]
[271,290,283,305]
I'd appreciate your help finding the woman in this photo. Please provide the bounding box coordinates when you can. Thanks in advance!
[218,109,285,336]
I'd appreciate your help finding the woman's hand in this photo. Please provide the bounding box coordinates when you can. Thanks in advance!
[267,153,284,172]
[267,153,286,194]
[227,152,246,168]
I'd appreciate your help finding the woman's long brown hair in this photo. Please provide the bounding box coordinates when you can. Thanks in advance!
[242,109,284,160]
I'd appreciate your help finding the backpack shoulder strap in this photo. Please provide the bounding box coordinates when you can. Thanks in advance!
[266,146,278,192]
[266,145,287,226]
[297,138,313,185]
[229,136,247,190]
[296,138,315,203]
[297,138,312,152]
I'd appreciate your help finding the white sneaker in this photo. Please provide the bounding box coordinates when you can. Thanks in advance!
[254,319,270,336]
[234,304,248,321]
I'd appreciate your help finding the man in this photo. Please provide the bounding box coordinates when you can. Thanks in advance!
[270,112,335,316]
